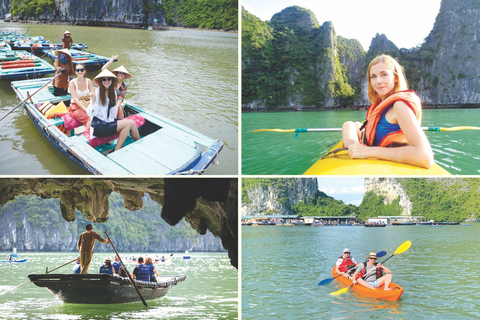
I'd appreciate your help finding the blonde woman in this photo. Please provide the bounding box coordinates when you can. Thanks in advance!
[68,63,93,130]
[342,54,433,168]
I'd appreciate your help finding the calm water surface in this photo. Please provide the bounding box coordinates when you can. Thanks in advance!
[0,23,238,175]
[0,252,238,319]
[242,109,480,175]
[242,225,480,319]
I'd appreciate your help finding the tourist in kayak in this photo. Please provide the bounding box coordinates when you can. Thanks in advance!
[68,63,94,130]
[53,49,74,104]
[77,224,109,274]
[99,257,115,275]
[334,248,357,279]
[88,69,140,153]
[341,54,433,169]
[351,252,393,290]
[62,31,73,49]
[102,55,129,119]
[132,257,151,281]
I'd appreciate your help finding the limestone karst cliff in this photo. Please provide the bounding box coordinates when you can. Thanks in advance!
[242,0,480,109]
[364,178,412,216]
[242,178,318,216]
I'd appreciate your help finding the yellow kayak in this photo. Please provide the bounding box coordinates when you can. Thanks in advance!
[304,141,451,176]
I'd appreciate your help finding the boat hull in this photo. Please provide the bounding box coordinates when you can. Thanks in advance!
[28,273,186,304]
[43,48,114,71]
[0,258,27,263]
[305,141,450,175]
[331,267,403,301]
[11,78,223,175]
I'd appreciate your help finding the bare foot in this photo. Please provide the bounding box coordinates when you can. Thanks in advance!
[384,287,392,291]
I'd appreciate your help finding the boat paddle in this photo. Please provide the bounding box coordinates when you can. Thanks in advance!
[318,251,386,286]
[0,72,62,122]
[104,230,150,308]
[0,257,78,296]
[330,241,411,296]
[253,126,480,138]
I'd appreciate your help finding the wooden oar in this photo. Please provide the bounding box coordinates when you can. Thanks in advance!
[104,230,149,308]
[318,251,386,286]
[330,241,411,296]
[253,126,480,138]
[0,257,78,295]
[0,73,62,122]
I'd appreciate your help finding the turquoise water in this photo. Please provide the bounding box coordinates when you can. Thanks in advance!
[0,252,238,319]
[242,224,480,319]
[242,109,480,175]
[0,22,238,175]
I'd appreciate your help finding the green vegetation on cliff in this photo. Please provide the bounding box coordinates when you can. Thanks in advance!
[163,0,238,30]
[10,0,56,19]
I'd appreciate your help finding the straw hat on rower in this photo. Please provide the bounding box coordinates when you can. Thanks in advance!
[94,69,117,86]
[64,30,71,35]
[55,48,72,59]
[112,65,131,79]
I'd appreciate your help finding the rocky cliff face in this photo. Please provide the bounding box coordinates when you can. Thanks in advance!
[364,178,412,216]
[242,178,318,216]
[0,0,166,27]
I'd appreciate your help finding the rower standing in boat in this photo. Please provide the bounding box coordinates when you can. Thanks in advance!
[102,55,130,120]
[62,31,73,49]
[77,224,109,274]
[53,49,74,105]
[341,54,433,169]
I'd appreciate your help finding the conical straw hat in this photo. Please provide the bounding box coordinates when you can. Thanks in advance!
[94,69,118,85]
[55,48,72,59]
[112,65,131,79]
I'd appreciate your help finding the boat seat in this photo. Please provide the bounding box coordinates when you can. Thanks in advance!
[82,114,146,148]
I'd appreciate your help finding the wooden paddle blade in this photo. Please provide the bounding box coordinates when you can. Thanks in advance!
[318,278,333,286]
[394,241,412,255]
[330,286,349,296]
[252,129,295,133]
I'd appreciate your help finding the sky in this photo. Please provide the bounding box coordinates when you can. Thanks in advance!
[242,0,442,50]
[317,178,365,206]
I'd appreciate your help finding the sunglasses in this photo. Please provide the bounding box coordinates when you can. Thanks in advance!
[116,72,126,76]
[75,68,85,72]
[344,252,350,254]
[101,78,112,82]
[369,257,377,260]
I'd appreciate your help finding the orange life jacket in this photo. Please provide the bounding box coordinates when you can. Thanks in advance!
[338,256,356,272]
[358,262,383,280]
[360,90,422,147]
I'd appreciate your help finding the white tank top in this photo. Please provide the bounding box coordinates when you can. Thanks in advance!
[70,78,91,103]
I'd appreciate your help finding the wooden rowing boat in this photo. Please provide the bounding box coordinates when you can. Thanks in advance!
[12,40,87,54]
[28,273,186,304]
[304,141,451,175]
[0,50,55,80]
[331,267,403,301]
[11,77,223,175]
[43,48,116,71]
[0,258,27,263]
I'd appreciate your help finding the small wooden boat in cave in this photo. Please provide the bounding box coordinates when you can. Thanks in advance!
[28,273,187,304]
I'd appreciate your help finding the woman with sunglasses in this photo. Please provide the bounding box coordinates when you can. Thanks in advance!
[335,248,358,279]
[102,55,130,119]
[352,252,393,290]
[89,69,140,153]
[68,63,94,130]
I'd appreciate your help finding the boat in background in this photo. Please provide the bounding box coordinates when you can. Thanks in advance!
[43,48,116,71]
[0,258,27,263]
[0,50,55,80]
[11,77,223,175]
[12,40,87,54]
[28,273,186,304]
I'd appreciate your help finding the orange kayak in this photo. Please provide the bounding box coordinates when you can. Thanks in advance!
[331,267,403,301]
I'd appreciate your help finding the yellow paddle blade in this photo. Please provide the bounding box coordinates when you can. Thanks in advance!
[439,126,480,132]
[252,129,296,133]
[330,286,350,296]
[393,240,412,255]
